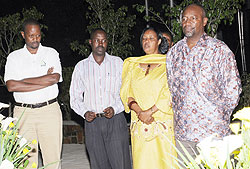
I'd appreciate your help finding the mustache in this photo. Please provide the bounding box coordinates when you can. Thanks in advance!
[96,46,104,49]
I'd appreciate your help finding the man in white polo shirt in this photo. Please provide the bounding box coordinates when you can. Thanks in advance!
[4,18,62,169]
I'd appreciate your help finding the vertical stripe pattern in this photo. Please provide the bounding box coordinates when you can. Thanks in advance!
[70,52,124,118]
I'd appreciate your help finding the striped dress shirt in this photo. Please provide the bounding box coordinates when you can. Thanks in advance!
[70,52,124,118]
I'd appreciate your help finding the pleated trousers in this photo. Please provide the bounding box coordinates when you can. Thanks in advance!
[85,113,132,169]
[14,102,62,169]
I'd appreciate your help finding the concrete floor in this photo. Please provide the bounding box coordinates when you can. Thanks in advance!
[39,144,132,169]
[39,144,90,169]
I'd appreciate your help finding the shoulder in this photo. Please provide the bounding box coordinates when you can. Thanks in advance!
[40,45,59,55]
[168,39,185,53]
[7,48,25,60]
[107,54,123,64]
[74,58,88,69]
[205,36,231,51]
[107,54,123,61]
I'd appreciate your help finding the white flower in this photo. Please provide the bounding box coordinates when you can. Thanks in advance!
[0,102,9,109]
[0,159,14,169]
[0,117,17,131]
[197,134,243,167]
[0,114,5,122]
[230,122,241,134]
[18,136,28,147]
[233,107,250,121]
[243,121,250,129]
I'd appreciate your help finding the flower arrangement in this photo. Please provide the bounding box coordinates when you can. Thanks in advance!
[0,103,55,169]
[174,107,250,169]
[0,113,38,169]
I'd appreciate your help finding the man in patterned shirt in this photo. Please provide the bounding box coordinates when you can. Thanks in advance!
[166,3,242,160]
[69,28,131,169]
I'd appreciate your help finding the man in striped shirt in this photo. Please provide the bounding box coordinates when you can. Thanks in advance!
[70,28,131,169]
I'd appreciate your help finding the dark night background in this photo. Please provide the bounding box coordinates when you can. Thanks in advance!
[0,0,249,69]
[0,0,250,116]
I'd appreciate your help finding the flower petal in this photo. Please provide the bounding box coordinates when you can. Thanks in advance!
[0,159,14,169]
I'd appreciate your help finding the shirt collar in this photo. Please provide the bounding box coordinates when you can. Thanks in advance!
[89,52,110,64]
[23,43,42,55]
[184,33,208,48]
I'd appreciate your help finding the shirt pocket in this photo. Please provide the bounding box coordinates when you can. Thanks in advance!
[105,71,120,94]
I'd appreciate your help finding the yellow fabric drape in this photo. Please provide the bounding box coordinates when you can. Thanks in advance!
[120,54,178,169]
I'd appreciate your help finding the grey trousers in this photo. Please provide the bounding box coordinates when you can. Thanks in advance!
[85,113,132,169]
[176,139,199,168]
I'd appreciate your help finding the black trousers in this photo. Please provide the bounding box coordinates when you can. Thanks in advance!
[85,113,132,169]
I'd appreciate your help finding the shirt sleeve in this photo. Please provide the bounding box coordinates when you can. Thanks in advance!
[220,45,242,113]
[4,54,19,82]
[49,50,63,82]
[166,47,175,95]
[110,58,125,114]
[69,62,88,118]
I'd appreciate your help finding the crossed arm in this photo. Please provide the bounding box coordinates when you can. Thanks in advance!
[6,67,60,92]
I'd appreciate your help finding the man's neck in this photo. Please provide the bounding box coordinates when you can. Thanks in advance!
[93,54,105,65]
[26,47,38,54]
[186,33,204,49]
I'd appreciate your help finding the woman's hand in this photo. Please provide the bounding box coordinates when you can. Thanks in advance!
[138,109,154,125]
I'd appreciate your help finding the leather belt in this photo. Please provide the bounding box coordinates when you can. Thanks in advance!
[96,113,106,117]
[15,98,57,109]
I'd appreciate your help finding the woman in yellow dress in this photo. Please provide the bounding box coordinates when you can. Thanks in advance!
[120,27,177,169]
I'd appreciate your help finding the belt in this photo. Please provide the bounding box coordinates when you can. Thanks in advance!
[15,98,57,109]
[96,113,106,117]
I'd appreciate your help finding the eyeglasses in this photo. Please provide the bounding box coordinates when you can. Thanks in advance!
[27,34,41,39]
[92,39,107,44]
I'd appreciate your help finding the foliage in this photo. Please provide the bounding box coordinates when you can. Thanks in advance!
[58,67,74,120]
[0,7,46,85]
[134,0,244,42]
[70,0,136,59]
[235,73,250,111]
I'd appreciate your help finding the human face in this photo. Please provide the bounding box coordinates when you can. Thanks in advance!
[142,29,161,55]
[182,5,208,39]
[89,30,108,57]
[162,33,173,47]
[21,24,41,51]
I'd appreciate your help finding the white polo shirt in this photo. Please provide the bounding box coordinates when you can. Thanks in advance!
[4,44,63,104]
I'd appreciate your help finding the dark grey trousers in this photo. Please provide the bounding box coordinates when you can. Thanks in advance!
[85,113,132,169]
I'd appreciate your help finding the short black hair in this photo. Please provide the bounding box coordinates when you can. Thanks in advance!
[22,18,40,32]
[90,28,107,40]
[160,30,173,42]
[140,27,169,54]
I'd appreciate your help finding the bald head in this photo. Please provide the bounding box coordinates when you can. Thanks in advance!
[183,4,206,18]
[181,3,208,41]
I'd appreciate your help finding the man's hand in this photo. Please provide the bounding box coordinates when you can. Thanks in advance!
[84,111,96,122]
[47,67,54,74]
[103,107,114,119]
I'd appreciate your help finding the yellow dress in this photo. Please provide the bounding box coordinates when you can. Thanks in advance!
[120,54,177,169]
